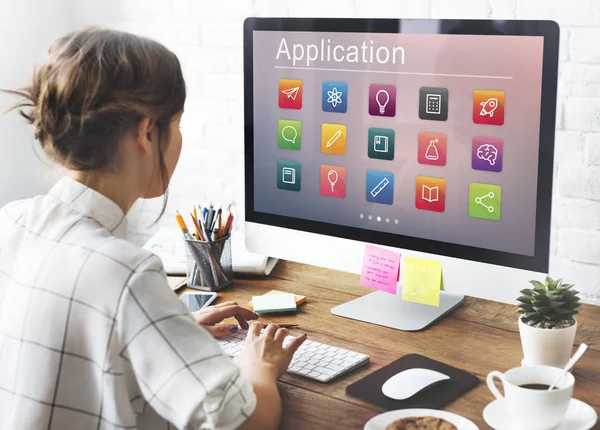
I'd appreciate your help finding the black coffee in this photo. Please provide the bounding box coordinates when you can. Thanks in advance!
[519,383,556,390]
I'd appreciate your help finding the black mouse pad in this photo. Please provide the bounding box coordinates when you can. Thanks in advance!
[346,354,479,410]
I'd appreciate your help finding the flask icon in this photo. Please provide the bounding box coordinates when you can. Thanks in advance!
[425,139,439,161]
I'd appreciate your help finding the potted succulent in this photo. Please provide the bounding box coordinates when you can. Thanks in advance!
[517,276,581,368]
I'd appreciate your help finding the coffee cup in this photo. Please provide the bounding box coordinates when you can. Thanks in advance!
[486,365,574,430]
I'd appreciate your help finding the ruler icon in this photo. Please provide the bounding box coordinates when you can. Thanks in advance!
[370,177,390,197]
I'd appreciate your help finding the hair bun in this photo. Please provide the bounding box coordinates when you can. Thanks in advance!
[4,27,186,171]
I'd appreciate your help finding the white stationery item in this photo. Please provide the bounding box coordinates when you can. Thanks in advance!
[483,398,597,430]
[143,227,278,276]
[486,365,574,430]
[251,293,297,314]
[548,343,588,391]
[364,409,478,430]
[218,329,370,383]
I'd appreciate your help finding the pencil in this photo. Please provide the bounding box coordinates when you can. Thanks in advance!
[190,212,204,240]
[222,211,231,237]
[216,210,222,238]
[276,324,299,329]
[206,208,215,234]
[175,211,192,239]
[190,211,198,235]
[225,214,234,235]
[197,213,211,242]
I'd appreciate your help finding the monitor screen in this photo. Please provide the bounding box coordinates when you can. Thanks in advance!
[245,19,558,272]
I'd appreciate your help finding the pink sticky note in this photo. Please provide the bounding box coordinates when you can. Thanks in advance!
[360,244,401,294]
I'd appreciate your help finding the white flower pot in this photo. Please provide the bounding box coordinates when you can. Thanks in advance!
[518,317,577,368]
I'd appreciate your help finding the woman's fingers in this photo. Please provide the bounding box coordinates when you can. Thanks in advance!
[204,323,239,338]
[247,322,263,341]
[263,323,280,339]
[211,301,259,328]
[284,334,308,358]
[197,304,258,327]
[234,314,250,330]
[212,301,238,308]
[273,328,289,345]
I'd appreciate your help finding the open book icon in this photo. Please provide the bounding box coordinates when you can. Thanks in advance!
[421,185,439,203]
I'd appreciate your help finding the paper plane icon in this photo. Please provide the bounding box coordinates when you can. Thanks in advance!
[281,86,299,100]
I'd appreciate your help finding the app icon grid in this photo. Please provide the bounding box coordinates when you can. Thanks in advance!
[275,79,507,221]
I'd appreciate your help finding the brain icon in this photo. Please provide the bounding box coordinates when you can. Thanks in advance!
[477,144,498,166]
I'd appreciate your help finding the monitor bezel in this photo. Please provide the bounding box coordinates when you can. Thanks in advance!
[243,18,559,273]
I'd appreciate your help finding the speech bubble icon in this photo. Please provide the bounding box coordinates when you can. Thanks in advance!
[278,120,302,149]
[282,125,298,144]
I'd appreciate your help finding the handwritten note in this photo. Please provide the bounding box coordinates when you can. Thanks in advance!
[360,244,400,294]
[402,256,442,306]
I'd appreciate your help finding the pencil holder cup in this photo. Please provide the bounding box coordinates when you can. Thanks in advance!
[184,235,233,291]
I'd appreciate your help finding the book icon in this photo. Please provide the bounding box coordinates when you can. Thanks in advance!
[373,135,389,153]
[421,185,439,203]
[282,167,296,184]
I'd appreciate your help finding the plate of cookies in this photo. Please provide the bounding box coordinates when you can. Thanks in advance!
[364,409,479,430]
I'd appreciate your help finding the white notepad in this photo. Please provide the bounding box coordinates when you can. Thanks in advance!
[143,227,278,276]
[252,293,297,314]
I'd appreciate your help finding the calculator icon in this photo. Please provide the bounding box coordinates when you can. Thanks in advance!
[426,94,442,114]
[419,87,448,121]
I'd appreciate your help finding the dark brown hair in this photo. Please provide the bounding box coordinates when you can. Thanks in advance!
[5,27,186,212]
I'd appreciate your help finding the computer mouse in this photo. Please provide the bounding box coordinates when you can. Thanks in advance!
[382,368,450,400]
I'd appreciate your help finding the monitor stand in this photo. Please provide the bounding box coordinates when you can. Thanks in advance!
[331,288,465,332]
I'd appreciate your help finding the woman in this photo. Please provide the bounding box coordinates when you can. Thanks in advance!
[0,27,305,430]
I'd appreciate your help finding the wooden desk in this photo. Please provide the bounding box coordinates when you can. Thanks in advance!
[171,261,600,429]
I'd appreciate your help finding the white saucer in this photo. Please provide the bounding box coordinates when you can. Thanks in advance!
[364,408,478,430]
[483,398,598,430]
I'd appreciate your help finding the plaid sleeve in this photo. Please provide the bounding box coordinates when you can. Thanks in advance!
[115,255,256,430]
[0,202,21,255]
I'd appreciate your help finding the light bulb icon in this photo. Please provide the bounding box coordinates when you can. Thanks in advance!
[369,85,396,117]
[376,89,390,114]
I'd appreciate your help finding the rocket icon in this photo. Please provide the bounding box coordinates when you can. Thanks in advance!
[480,98,499,118]
[473,90,505,125]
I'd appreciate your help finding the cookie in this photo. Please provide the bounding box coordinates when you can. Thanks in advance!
[385,416,457,430]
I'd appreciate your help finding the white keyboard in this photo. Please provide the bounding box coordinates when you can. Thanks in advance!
[217,329,370,382]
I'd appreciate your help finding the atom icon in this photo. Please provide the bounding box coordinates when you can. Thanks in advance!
[327,87,343,108]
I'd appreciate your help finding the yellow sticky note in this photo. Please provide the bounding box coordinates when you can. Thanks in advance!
[402,256,442,307]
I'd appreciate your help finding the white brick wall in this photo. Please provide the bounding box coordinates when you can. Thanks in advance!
[588,134,600,166]
[560,230,600,265]
[571,28,600,63]
[70,0,600,305]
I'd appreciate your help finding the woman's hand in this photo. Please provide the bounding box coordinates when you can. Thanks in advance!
[235,323,306,430]
[234,322,307,383]
[192,301,258,337]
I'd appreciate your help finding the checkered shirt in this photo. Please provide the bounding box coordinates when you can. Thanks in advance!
[0,178,256,430]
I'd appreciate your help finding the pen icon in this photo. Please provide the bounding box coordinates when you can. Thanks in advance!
[321,123,346,155]
[326,129,342,147]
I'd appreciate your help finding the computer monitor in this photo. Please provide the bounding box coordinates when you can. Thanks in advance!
[243,18,559,330]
